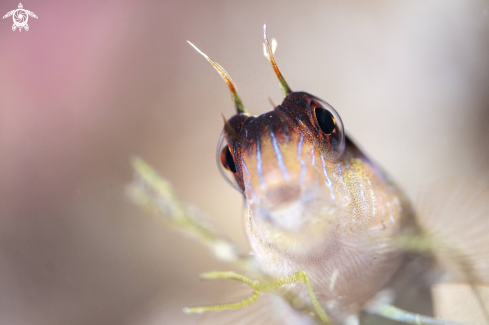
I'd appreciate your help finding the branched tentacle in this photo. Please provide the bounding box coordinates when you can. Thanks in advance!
[183,270,332,324]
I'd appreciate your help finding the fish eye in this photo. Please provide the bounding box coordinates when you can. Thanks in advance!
[220,146,236,173]
[314,107,335,135]
[216,132,243,192]
[310,98,346,161]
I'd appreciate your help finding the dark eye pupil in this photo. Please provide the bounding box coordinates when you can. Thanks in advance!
[315,107,335,135]
[220,146,237,173]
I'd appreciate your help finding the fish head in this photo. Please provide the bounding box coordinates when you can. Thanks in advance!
[219,90,407,254]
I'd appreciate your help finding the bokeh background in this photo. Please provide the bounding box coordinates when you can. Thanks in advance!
[1,0,489,324]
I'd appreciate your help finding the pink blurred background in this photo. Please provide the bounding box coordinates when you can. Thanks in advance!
[1,1,489,324]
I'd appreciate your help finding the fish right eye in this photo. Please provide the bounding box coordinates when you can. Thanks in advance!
[220,146,236,173]
[216,131,243,192]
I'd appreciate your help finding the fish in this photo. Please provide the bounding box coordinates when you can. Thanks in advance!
[128,24,489,325]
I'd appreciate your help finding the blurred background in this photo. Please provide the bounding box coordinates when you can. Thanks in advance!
[1,0,489,324]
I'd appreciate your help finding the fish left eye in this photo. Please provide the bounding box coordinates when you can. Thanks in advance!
[309,98,346,161]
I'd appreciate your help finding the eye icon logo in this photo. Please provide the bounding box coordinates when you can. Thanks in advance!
[3,3,37,32]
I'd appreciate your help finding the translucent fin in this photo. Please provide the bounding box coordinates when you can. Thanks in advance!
[415,178,489,284]
[414,178,489,324]
[433,283,489,325]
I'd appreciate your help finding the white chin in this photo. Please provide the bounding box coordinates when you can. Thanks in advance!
[266,201,306,232]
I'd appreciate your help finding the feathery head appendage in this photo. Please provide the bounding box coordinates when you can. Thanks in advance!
[262,38,277,60]
[263,24,292,96]
[187,41,248,115]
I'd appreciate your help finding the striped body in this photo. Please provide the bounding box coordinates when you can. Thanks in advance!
[224,92,416,322]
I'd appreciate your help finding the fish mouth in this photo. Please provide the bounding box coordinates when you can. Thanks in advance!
[254,185,330,233]
[260,200,306,231]
[250,199,338,255]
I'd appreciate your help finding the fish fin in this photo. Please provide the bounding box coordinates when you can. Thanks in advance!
[415,178,489,285]
[432,283,489,325]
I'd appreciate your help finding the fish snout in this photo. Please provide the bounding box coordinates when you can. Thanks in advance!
[263,184,302,210]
